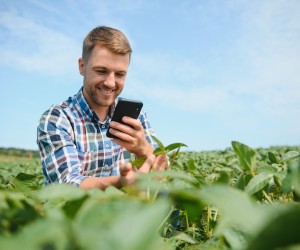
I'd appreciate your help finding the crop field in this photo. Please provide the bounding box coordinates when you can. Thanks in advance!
[0,142,300,250]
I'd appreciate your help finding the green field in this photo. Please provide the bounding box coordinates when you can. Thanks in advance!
[0,142,300,250]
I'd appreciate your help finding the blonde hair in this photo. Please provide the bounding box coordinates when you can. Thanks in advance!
[82,26,132,62]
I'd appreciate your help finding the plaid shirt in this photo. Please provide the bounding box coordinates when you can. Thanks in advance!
[37,87,157,185]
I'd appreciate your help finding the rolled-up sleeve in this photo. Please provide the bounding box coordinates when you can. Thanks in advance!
[37,106,89,186]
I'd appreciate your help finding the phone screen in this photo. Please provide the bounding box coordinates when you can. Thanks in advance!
[106,98,143,138]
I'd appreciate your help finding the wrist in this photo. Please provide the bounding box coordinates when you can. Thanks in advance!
[136,144,154,159]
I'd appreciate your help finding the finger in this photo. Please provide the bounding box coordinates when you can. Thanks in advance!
[108,127,135,141]
[119,162,133,176]
[109,121,133,134]
[139,154,155,174]
[152,154,168,171]
[122,116,143,130]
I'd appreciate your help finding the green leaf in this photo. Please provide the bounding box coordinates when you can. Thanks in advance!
[245,173,273,195]
[223,228,247,250]
[62,195,88,219]
[131,139,186,168]
[232,141,257,173]
[75,199,170,250]
[151,135,165,151]
[234,173,246,190]
[156,169,199,186]
[247,205,300,250]
[282,157,300,197]
[186,159,197,170]
[131,157,147,167]
[169,189,205,221]
[38,183,86,202]
[6,212,73,250]
[199,184,267,235]
[104,185,125,196]
[215,171,230,185]
[136,169,199,192]
[153,147,163,155]
[170,232,198,244]
[108,200,170,250]
[256,165,278,174]
[164,143,187,152]
[268,152,279,164]
[280,151,300,163]
[10,173,40,198]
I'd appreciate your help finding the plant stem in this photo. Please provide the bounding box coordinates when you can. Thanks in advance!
[262,190,273,204]
[157,207,175,232]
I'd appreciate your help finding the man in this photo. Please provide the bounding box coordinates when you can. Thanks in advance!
[37,26,167,190]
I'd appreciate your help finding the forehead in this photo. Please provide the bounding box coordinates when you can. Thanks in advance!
[87,45,130,70]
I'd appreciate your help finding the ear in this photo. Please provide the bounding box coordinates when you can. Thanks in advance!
[78,58,85,76]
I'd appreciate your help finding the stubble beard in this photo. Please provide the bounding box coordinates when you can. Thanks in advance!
[83,78,120,109]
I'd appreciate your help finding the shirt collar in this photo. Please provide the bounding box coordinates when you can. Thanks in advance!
[75,87,120,122]
[75,87,94,120]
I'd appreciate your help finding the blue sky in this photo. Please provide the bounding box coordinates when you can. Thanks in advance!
[0,0,299,151]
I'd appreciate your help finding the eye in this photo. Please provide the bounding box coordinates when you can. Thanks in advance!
[116,72,126,78]
[96,70,107,75]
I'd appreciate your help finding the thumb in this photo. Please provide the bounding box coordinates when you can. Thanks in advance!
[139,154,155,174]
[120,162,133,176]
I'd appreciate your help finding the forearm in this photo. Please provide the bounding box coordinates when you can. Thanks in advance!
[79,176,123,190]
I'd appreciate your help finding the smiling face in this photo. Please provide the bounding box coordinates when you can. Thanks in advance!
[78,45,130,121]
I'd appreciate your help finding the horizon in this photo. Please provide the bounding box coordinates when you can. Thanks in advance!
[1,143,300,153]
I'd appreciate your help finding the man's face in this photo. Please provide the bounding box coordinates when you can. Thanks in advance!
[79,45,130,114]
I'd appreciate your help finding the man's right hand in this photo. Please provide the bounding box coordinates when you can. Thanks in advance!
[80,154,167,190]
[120,153,167,186]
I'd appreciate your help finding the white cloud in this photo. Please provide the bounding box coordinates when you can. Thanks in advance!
[0,1,150,76]
[0,10,80,75]
[235,1,300,116]
[126,0,300,124]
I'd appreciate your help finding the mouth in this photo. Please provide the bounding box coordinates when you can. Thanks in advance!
[98,87,114,95]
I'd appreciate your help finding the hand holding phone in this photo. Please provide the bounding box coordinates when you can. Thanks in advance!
[106,98,143,138]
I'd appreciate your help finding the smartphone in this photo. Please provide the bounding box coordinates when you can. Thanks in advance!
[106,98,143,138]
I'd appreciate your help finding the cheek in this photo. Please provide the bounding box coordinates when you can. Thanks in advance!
[83,77,87,86]
[83,76,92,88]
[84,74,104,86]
[116,79,125,90]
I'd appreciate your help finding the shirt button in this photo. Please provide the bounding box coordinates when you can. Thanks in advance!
[102,125,106,128]
[105,144,110,148]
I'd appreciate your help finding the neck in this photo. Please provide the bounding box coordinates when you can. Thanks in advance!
[82,88,110,122]
[95,107,110,122]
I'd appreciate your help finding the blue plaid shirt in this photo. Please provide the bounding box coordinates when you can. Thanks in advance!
[37,87,157,185]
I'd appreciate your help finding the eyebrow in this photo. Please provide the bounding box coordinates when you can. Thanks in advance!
[92,66,127,73]
[92,66,107,70]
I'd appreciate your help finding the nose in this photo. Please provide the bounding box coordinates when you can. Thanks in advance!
[104,73,115,88]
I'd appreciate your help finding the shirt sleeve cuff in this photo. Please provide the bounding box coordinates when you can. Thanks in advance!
[68,175,90,186]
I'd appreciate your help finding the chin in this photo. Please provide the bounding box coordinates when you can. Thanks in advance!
[97,99,114,107]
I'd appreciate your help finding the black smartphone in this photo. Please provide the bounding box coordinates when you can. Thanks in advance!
[106,98,143,138]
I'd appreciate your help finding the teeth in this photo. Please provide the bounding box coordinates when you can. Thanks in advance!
[99,88,113,94]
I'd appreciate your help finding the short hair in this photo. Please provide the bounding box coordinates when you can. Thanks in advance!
[82,26,132,62]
